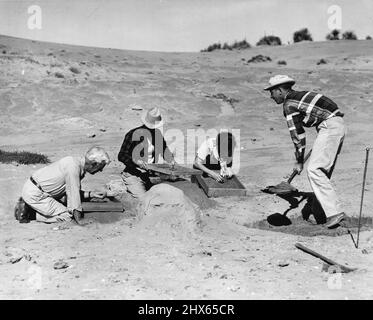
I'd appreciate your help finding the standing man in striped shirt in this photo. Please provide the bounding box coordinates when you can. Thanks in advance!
[264,75,347,228]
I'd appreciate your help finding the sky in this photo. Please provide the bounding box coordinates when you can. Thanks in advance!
[0,0,372,52]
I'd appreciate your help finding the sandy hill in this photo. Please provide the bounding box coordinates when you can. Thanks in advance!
[1,35,373,299]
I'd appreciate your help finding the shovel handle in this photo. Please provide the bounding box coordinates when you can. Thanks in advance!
[287,149,312,183]
[295,243,356,273]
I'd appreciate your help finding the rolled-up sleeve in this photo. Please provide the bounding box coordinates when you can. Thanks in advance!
[65,166,82,212]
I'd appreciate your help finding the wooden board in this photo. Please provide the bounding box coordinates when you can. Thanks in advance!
[192,174,249,198]
[82,201,124,213]
[147,163,203,176]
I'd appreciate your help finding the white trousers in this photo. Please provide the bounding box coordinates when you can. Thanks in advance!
[21,179,72,223]
[307,116,346,218]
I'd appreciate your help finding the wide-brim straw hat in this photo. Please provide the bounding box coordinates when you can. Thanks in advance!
[141,107,164,129]
[264,75,295,91]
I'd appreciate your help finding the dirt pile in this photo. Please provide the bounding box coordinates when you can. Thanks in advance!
[135,184,204,242]
[164,180,217,210]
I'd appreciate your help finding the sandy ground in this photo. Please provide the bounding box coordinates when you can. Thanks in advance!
[1,35,373,299]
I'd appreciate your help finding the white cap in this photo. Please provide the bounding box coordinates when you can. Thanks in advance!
[264,75,295,91]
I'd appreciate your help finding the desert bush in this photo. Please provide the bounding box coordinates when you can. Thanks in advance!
[366,35,372,40]
[293,28,313,43]
[201,39,251,52]
[247,55,272,63]
[342,31,358,40]
[278,60,287,65]
[2,50,6,54]
[222,43,232,50]
[201,42,222,52]
[256,35,282,46]
[69,66,81,74]
[230,39,251,49]
[0,149,50,165]
[326,29,340,40]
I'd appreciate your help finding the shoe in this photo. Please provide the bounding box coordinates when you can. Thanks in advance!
[72,210,85,226]
[324,212,347,229]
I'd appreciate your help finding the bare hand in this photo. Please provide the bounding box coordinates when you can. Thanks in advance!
[293,162,304,175]
[168,173,178,182]
[90,191,107,199]
[209,171,224,183]
[137,160,148,170]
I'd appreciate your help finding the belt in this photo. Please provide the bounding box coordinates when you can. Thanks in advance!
[30,176,44,192]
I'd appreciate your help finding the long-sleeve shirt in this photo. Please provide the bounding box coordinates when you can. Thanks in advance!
[32,156,87,212]
[118,125,173,174]
[283,90,344,162]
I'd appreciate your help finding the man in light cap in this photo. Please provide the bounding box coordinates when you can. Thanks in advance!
[118,107,176,198]
[264,75,347,228]
[17,146,110,224]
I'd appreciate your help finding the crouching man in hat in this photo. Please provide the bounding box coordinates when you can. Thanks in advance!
[264,75,347,228]
[118,107,176,198]
[17,146,110,224]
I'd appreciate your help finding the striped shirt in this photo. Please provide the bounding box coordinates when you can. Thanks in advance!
[283,90,344,162]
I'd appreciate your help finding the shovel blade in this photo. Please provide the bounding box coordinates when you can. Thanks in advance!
[267,213,292,226]
[262,181,298,195]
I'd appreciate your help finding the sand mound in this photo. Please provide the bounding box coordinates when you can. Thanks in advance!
[135,184,203,242]
[106,178,127,195]
[163,180,217,210]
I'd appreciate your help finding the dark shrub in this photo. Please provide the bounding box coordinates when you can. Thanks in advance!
[293,28,313,43]
[231,39,251,49]
[342,31,358,40]
[278,60,287,65]
[222,43,232,50]
[256,35,282,46]
[247,55,272,63]
[326,29,340,40]
[201,39,250,52]
[0,149,50,165]
[201,43,222,52]
[366,35,372,40]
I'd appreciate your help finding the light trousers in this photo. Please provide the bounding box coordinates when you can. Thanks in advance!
[21,179,72,223]
[307,116,346,218]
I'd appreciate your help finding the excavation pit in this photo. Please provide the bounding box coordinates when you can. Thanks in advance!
[247,216,373,237]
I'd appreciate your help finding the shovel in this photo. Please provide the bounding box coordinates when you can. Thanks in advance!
[262,149,312,195]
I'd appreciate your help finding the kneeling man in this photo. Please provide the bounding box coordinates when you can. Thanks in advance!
[19,146,110,224]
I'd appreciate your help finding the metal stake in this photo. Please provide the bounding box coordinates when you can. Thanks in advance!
[356,147,370,249]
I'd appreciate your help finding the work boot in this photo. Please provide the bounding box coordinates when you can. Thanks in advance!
[324,212,347,229]
[14,197,32,223]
